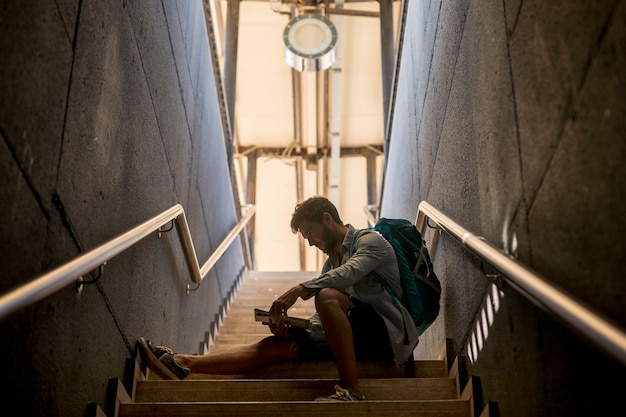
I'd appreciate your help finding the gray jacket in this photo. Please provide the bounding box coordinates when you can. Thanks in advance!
[299,225,419,366]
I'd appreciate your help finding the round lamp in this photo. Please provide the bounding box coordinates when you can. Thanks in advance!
[283,14,338,72]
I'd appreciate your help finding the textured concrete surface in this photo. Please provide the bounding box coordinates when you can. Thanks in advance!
[381,1,626,416]
[1,1,244,416]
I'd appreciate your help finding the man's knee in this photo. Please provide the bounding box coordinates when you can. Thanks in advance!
[256,336,298,361]
[316,287,341,298]
[314,288,350,313]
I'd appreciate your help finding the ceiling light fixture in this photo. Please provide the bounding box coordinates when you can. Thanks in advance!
[283,14,338,72]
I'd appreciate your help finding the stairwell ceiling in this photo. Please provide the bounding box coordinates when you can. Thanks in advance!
[209,0,399,184]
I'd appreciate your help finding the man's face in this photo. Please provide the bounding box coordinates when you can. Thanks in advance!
[298,218,335,255]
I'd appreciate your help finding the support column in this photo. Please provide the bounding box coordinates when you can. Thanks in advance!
[223,0,240,170]
[245,149,257,268]
[379,0,394,136]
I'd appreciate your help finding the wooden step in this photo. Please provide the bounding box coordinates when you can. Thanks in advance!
[242,271,319,281]
[225,303,314,310]
[227,297,309,307]
[231,288,313,296]
[214,321,311,333]
[135,378,458,402]
[221,307,315,318]
[118,399,470,417]
[179,360,447,380]
[215,324,275,334]
[215,313,314,335]
[234,274,318,292]
[213,333,286,344]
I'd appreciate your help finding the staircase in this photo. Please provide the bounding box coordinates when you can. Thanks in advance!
[95,272,498,417]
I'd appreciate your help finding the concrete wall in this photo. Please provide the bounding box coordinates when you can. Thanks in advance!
[0,1,245,416]
[381,0,626,416]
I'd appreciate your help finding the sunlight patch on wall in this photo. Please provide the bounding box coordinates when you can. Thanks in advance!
[468,282,504,363]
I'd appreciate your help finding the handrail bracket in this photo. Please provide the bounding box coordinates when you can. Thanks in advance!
[158,219,176,238]
[76,262,107,293]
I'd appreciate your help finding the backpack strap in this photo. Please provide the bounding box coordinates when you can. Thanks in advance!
[349,228,399,298]
[322,258,333,273]
[350,229,410,344]
[413,245,441,294]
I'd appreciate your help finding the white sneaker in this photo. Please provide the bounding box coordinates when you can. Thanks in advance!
[315,384,365,402]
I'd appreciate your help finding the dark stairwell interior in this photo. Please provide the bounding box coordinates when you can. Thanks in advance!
[1,1,625,416]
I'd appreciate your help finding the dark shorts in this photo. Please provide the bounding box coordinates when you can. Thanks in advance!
[287,298,394,362]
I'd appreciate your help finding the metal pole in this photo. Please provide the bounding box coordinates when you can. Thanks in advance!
[379,0,394,134]
[224,0,240,147]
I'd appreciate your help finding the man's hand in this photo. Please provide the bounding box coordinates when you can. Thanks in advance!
[267,285,314,336]
[266,320,289,337]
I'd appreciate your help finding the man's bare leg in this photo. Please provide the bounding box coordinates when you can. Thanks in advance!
[174,336,298,375]
[314,288,362,397]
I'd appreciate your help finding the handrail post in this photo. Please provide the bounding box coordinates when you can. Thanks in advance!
[198,205,256,279]
[175,211,202,284]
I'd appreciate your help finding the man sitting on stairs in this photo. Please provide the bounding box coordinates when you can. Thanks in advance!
[139,196,419,402]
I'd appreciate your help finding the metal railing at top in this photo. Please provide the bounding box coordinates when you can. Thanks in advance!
[0,203,256,322]
[414,200,626,367]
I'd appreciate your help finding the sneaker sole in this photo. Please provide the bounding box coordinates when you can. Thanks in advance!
[137,337,180,380]
[315,397,363,402]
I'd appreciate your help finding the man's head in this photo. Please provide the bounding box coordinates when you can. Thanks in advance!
[290,196,345,255]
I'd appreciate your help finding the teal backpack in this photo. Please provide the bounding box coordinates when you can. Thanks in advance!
[352,218,441,336]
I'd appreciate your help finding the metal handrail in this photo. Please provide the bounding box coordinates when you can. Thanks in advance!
[416,200,626,367]
[0,203,256,321]
[362,204,379,227]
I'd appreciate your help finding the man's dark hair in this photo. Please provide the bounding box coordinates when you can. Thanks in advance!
[290,196,343,233]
